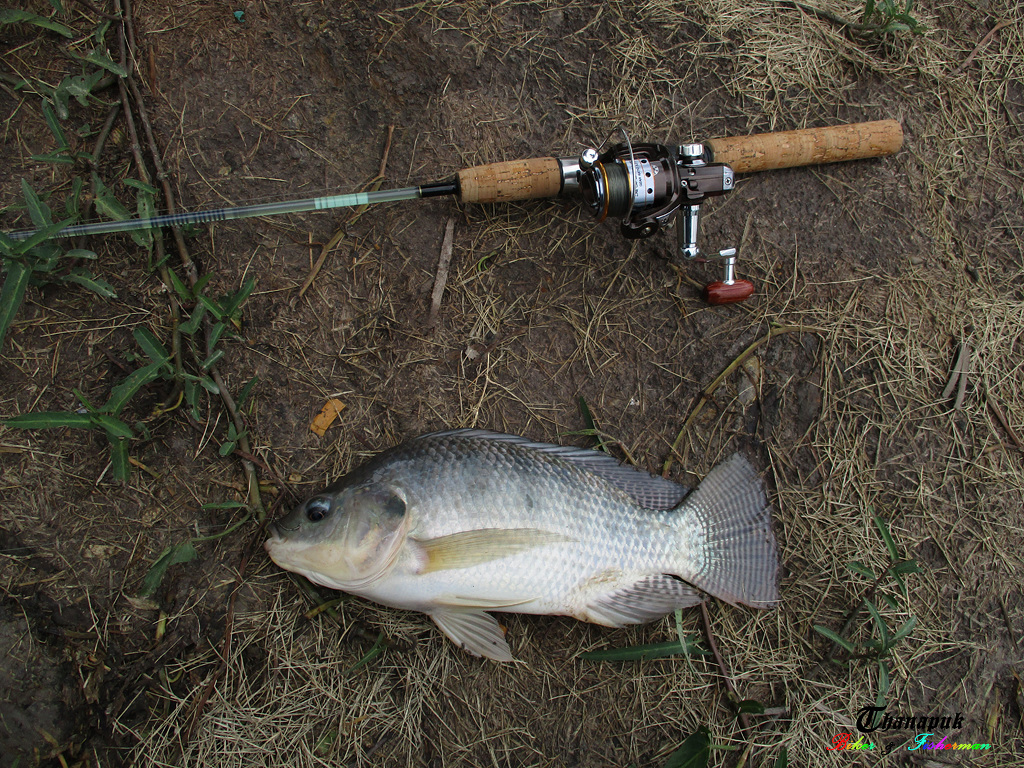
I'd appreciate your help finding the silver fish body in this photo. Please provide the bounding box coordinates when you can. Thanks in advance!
[265,429,779,661]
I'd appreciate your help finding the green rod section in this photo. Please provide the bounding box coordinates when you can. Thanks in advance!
[6,182,457,241]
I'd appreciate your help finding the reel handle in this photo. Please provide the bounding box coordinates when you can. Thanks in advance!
[704,119,903,174]
[457,158,563,203]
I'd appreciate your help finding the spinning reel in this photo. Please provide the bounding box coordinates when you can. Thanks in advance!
[559,136,751,304]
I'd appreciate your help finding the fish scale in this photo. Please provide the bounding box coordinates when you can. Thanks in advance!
[265,429,779,661]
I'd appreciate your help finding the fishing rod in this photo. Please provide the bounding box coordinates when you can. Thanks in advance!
[6,120,902,304]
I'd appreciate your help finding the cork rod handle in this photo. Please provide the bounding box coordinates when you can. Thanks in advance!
[705,120,903,174]
[457,158,563,204]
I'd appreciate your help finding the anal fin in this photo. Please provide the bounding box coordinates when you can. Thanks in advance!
[430,608,514,662]
[582,574,703,627]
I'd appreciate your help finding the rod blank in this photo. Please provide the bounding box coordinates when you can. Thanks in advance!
[7,185,444,242]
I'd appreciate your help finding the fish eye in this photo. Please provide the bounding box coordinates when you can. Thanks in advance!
[305,498,331,523]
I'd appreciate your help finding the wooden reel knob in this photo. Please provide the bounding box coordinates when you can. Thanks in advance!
[704,279,755,304]
[702,251,754,304]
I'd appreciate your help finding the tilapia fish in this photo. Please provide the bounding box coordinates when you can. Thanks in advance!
[265,429,779,661]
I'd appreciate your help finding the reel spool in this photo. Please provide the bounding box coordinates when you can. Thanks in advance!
[577,142,732,240]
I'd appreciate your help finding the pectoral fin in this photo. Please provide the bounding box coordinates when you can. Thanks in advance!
[415,528,569,574]
[435,595,535,609]
[430,608,514,662]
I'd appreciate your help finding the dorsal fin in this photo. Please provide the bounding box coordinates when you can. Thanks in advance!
[419,428,689,510]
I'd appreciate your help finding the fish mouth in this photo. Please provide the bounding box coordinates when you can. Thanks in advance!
[264,522,282,551]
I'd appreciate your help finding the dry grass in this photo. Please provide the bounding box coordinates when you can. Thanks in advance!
[2,0,1022,765]
[123,0,1023,758]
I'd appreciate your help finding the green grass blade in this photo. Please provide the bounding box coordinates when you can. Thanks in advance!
[4,411,93,430]
[82,48,128,78]
[17,218,76,252]
[236,376,259,408]
[863,599,890,654]
[198,376,220,394]
[343,631,387,677]
[812,624,856,654]
[133,327,171,365]
[92,172,132,222]
[845,560,875,579]
[0,231,16,257]
[580,639,707,662]
[876,659,891,700]
[41,100,69,150]
[890,615,916,644]
[220,276,256,318]
[179,303,206,335]
[890,570,908,598]
[0,9,75,37]
[63,268,117,299]
[30,152,75,166]
[736,699,765,715]
[197,292,223,320]
[191,510,252,543]
[674,608,698,674]
[104,359,168,415]
[0,260,32,347]
[201,500,248,510]
[123,178,159,195]
[873,515,899,561]
[201,348,225,370]
[773,746,788,768]
[108,434,130,481]
[21,178,53,229]
[139,541,198,597]
[890,558,922,575]
[65,176,83,220]
[662,727,710,768]
[577,395,606,452]
[92,413,134,439]
[72,387,98,412]
[166,268,192,302]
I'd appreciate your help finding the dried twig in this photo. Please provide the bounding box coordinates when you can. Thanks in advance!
[185,539,255,740]
[940,340,971,410]
[663,324,813,477]
[954,20,1013,75]
[428,219,456,328]
[295,125,395,301]
[119,0,263,517]
[985,385,1024,453]
[699,602,752,733]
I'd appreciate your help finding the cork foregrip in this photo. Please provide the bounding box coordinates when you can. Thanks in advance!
[457,158,562,203]
[705,120,903,174]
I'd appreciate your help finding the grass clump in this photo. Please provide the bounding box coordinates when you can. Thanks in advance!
[0,180,113,347]
[813,513,921,724]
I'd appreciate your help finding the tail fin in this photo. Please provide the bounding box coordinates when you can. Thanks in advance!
[678,454,779,608]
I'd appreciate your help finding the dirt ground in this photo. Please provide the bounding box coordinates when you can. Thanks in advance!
[1,0,1022,766]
